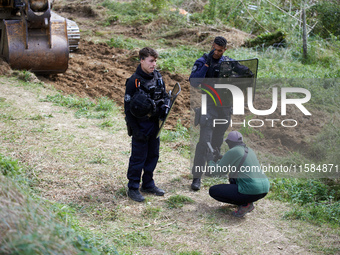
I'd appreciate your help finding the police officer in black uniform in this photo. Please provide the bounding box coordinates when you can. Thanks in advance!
[190,36,252,191]
[124,47,169,202]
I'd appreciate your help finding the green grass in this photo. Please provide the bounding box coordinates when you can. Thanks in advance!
[107,35,149,50]
[41,94,121,120]
[166,194,195,208]
[157,46,204,75]
[238,115,265,138]
[42,93,96,109]
[0,154,118,254]
[160,119,190,142]
[0,154,22,177]
[142,205,162,218]
[268,178,340,226]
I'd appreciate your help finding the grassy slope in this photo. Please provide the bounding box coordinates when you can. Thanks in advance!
[1,0,340,253]
[0,77,339,254]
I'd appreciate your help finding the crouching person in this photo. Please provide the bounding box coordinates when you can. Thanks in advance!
[208,131,270,217]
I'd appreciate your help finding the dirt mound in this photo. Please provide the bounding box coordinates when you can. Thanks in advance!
[53,1,100,17]
[0,58,12,76]
[39,40,191,129]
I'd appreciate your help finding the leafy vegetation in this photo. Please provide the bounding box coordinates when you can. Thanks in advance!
[244,30,286,48]
[100,0,340,78]
[309,1,340,38]
[269,178,340,226]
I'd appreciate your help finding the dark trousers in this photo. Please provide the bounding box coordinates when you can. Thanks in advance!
[127,120,159,190]
[209,184,267,206]
[192,106,231,178]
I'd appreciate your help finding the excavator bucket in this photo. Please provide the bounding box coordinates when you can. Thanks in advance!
[1,12,69,73]
[0,0,79,73]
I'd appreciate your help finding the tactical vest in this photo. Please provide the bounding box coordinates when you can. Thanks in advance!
[203,55,229,78]
[134,70,165,102]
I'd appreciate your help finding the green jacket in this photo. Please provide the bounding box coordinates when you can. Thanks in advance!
[208,145,270,195]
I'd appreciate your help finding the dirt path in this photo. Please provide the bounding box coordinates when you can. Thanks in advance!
[1,78,338,254]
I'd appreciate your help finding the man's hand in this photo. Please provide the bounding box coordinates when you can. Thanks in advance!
[205,49,215,67]
[213,147,223,162]
[159,103,170,120]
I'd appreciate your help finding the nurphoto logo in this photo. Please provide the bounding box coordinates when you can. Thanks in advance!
[199,82,311,128]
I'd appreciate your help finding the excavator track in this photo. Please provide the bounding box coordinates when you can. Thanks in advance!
[48,11,80,52]
[66,18,80,52]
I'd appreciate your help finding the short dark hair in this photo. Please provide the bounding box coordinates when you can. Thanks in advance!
[213,36,227,48]
[139,47,159,60]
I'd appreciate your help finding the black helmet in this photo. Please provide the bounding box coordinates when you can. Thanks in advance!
[130,90,155,118]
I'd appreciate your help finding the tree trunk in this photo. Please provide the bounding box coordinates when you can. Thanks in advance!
[302,4,308,60]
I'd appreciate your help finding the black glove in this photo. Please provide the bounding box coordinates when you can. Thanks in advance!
[206,150,214,163]
[158,104,167,120]
[206,49,215,67]
[154,98,170,120]
[213,147,223,162]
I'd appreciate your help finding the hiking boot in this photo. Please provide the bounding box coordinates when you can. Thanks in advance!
[140,186,165,196]
[232,203,255,217]
[128,189,145,202]
[191,178,201,191]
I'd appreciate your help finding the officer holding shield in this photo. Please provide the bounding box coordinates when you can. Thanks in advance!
[190,36,252,190]
[124,47,169,202]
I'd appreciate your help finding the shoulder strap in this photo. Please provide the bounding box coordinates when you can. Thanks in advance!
[228,146,248,182]
[154,69,161,79]
[236,146,248,173]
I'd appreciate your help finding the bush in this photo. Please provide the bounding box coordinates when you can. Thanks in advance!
[0,154,21,177]
[310,1,340,38]
[243,31,286,48]
[269,178,340,226]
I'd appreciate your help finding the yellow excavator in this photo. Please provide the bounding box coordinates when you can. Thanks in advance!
[0,0,80,73]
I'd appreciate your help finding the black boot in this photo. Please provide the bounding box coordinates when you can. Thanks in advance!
[141,186,165,196]
[191,178,201,191]
[128,189,145,202]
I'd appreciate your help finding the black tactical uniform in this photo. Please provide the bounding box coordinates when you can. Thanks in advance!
[190,53,252,190]
[124,64,168,195]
